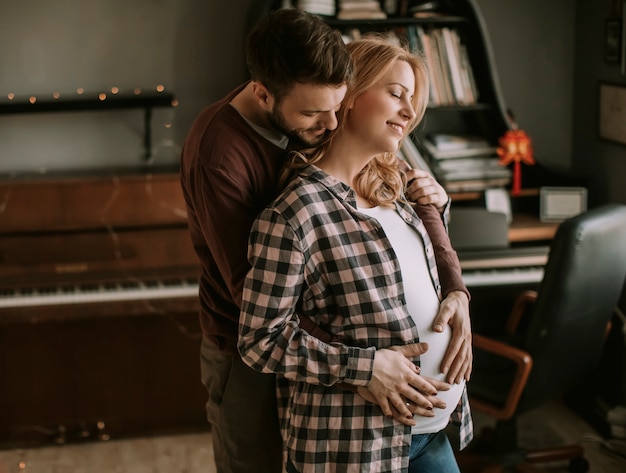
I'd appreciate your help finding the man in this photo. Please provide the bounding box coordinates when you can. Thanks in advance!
[180,8,471,473]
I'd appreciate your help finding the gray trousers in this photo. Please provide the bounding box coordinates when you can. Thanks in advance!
[200,337,283,473]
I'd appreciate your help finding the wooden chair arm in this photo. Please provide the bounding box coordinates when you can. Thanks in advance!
[470,333,533,421]
[505,290,537,334]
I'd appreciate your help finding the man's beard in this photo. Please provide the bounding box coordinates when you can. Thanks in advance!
[268,108,330,149]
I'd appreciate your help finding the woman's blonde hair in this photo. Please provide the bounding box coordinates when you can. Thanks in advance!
[280,33,430,207]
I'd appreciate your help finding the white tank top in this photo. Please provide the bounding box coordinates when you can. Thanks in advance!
[358,205,465,434]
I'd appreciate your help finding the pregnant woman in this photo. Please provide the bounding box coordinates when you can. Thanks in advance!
[238,34,472,473]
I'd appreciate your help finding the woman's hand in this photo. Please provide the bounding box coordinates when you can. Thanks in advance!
[432,290,472,384]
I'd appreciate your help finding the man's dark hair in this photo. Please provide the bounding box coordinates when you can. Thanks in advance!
[246,8,353,102]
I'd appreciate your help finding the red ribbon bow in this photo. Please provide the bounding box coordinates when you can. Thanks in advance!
[497,129,535,196]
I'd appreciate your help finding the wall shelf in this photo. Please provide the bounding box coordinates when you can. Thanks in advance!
[0,90,176,160]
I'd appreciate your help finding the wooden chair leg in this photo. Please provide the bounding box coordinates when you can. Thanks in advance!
[523,444,584,464]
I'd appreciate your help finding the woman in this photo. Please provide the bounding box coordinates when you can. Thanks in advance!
[238,34,472,473]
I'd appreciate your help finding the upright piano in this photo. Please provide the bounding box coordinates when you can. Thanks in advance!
[0,168,564,449]
[0,171,207,448]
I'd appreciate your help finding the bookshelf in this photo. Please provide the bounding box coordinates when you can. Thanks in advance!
[263,1,567,244]
[264,0,515,198]
[327,1,513,196]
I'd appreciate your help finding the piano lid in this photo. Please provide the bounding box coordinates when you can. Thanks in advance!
[0,171,188,234]
[0,171,199,287]
[0,171,201,324]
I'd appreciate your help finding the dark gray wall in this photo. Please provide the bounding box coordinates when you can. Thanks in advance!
[572,0,626,205]
[474,0,575,173]
[2,0,624,207]
[0,0,256,175]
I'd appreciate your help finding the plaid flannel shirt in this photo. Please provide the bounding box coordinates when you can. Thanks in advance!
[239,165,473,473]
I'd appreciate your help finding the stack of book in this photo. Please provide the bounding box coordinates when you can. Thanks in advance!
[296,0,336,16]
[607,404,626,439]
[336,0,387,20]
[422,133,511,192]
[405,25,478,106]
[397,136,433,173]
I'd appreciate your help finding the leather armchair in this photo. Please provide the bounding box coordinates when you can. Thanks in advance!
[458,203,626,473]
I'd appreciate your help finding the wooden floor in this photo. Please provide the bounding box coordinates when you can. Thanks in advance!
[463,400,626,472]
[0,400,625,472]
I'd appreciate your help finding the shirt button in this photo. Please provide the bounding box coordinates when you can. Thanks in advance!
[426,247,432,255]
[404,216,412,223]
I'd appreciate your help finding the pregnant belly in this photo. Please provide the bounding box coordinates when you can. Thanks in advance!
[412,325,465,434]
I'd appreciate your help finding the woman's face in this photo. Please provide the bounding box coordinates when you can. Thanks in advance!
[348,59,416,155]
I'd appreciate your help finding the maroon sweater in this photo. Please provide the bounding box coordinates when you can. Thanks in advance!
[180,83,467,354]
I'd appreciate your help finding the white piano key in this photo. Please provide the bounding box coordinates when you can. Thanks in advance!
[0,280,199,308]
[462,267,544,287]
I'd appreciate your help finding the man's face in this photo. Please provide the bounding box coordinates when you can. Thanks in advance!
[268,82,347,148]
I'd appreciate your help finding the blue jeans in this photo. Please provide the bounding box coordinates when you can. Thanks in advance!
[286,431,460,472]
[408,431,460,473]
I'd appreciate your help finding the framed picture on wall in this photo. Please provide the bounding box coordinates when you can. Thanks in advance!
[605,19,622,63]
[598,82,626,145]
[623,0,626,74]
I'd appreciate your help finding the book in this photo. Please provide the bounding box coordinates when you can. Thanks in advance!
[436,156,506,171]
[433,158,511,183]
[400,136,433,174]
[441,176,510,193]
[429,133,490,150]
[441,27,466,104]
[424,134,497,159]
[436,167,511,182]
[456,40,479,103]
[424,140,497,160]
[337,0,387,19]
[432,28,455,105]
[297,0,336,16]
[414,25,441,105]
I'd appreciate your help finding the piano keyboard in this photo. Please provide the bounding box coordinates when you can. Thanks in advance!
[0,278,199,309]
[458,245,550,288]
[0,246,550,308]
[461,266,544,287]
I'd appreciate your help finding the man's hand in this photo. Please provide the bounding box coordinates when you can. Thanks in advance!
[433,290,472,384]
[362,343,451,423]
[357,374,451,426]
[404,169,448,210]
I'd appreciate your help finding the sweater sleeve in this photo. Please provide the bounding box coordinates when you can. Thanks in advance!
[413,203,470,301]
[238,208,374,387]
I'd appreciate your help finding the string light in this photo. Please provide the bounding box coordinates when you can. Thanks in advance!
[2,85,176,102]
[0,84,178,164]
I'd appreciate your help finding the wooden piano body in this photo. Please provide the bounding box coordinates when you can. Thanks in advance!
[0,169,566,449]
[0,171,207,448]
